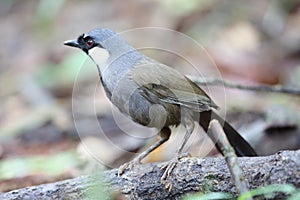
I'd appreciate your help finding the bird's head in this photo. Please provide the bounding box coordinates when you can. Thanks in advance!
[64,28,141,72]
[64,28,117,55]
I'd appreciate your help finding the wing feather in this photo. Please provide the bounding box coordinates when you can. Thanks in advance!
[130,61,218,112]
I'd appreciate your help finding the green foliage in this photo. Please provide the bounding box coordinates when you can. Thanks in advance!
[200,173,217,192]
[183,184,299,200]
[161,0,214,16]
[288,190,300,200]
[238,184,296,200]
[35,0,65,31]
[83,173,113,200]
[35,52,96,89]
[0,150,80,179]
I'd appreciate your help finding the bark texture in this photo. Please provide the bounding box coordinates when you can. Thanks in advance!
[0,150,299,200]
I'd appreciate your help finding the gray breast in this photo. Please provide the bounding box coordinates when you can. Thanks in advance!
[101,54,182,128]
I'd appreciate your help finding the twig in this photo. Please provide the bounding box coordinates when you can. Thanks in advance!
[208,119,252,199]
[188,76,300,95]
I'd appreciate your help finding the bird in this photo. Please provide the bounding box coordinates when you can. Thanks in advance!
[64,28,257,185]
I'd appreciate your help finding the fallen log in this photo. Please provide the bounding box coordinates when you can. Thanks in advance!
[0,150,299,200]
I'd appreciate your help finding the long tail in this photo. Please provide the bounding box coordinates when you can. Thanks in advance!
[198,110,257,156]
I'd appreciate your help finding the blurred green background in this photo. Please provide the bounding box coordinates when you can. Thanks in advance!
[1,0,300,193]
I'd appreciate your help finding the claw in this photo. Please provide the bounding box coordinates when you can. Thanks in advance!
[161,160,177,180]
[118,159,141,176]
[161,179,173,191]
[160,159,178,191]
[160,153,191,190]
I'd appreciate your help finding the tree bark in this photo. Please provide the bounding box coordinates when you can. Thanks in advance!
[1,150,299,200]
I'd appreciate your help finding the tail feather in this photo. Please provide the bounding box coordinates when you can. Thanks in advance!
[199,110,257,157]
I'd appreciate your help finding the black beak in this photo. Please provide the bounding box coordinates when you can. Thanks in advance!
[64,39,80,48]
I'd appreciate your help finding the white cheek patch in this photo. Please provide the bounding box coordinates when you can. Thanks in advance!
[88,47,110,65]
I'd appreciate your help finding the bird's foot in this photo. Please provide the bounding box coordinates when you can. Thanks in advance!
[160,152,191,190]
[118,158,141,176]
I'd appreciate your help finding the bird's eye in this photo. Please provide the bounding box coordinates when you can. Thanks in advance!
[87,39,94,47]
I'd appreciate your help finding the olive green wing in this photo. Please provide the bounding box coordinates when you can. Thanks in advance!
[130,63,218,112]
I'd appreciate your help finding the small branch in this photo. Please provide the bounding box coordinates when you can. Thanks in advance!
[1,150,299,200]
[208,120,252,199]
[188,76,300,95]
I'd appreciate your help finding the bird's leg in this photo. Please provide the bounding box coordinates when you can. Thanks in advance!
[118,127,171,176]
[160,119,194,189]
